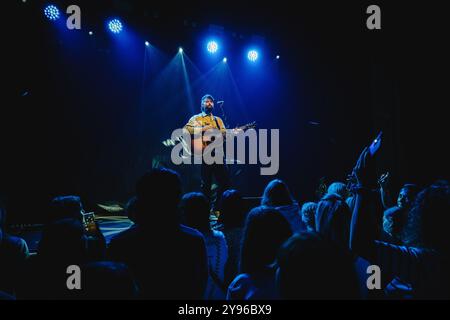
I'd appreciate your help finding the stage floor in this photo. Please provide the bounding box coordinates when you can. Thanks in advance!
[10,216,134,253]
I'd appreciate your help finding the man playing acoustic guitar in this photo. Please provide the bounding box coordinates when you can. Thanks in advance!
[184,94,231,215]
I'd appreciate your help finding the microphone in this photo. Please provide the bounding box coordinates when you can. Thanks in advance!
[216,100,224,104]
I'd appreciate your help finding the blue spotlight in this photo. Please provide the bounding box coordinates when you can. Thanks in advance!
[145,41,150,46]
[44,5,60,21]
[108,19,123,34]
[223,57,227,63]
[247,50,259,62]
[179,47,183,53]
[207,41,218,54]
[276,55,280,59]
[88,31,93,35]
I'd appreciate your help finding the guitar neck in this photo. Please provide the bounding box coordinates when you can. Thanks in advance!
[237,123,255,130]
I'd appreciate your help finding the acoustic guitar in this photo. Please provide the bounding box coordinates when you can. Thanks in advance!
[164,121,256,156]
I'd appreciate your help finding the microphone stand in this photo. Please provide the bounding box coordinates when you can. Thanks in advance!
[216,101,233,167]
[217,101,228,128]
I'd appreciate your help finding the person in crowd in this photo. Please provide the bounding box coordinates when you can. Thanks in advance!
[227,206,292,300]
[314,181,378,299]
[181,192,228,299]
[382,184,419,244]
[47,195,84,223]
[217,189,247,287]
[315,182,352,249]
[261,179,304,233]
[0,205,29,296]
[300,202,317,232]
[350,147,450,299]
[17,218,92,299]
[108,167,208,299]
[276,232,360,299]
[49,195,106,261]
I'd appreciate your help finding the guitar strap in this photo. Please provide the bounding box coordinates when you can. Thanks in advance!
[213,116,222,130]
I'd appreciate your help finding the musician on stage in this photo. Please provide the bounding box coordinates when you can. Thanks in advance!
[183,94,231,215]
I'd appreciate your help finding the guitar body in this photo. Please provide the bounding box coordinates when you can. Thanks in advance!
[192,137,206,155]
[174,121,256,157]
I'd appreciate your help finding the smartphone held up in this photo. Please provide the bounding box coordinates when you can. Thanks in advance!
[369,131,382,156]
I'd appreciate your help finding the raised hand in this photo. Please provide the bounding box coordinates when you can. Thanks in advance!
[352,147,377,188]
[378,172,390,189]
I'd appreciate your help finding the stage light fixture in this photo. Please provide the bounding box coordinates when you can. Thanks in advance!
[207,41,219,54]
[108,19,123,34]
[247,50,258,62]
[44,5,60,21]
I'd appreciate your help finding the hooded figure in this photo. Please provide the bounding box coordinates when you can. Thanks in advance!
[315,182,352,249]
[261,179,305,233]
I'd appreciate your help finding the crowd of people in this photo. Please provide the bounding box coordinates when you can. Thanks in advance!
[0,147,448,299]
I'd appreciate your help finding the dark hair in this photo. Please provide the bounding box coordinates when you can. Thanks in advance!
[383,207,408,241]
[400,184,419,197]
[38,218,89,264]
[201,94,214,112]
[261,179,294,207]
[276,232,359,299]
[48,195,83,223]
[134,167,182,228]
[219,189,246,229]
[240,206,292,274]
[180,192,211,232]
[403,184,450,252]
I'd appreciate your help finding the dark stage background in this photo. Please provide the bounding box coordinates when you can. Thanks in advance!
[2,0,448,223]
